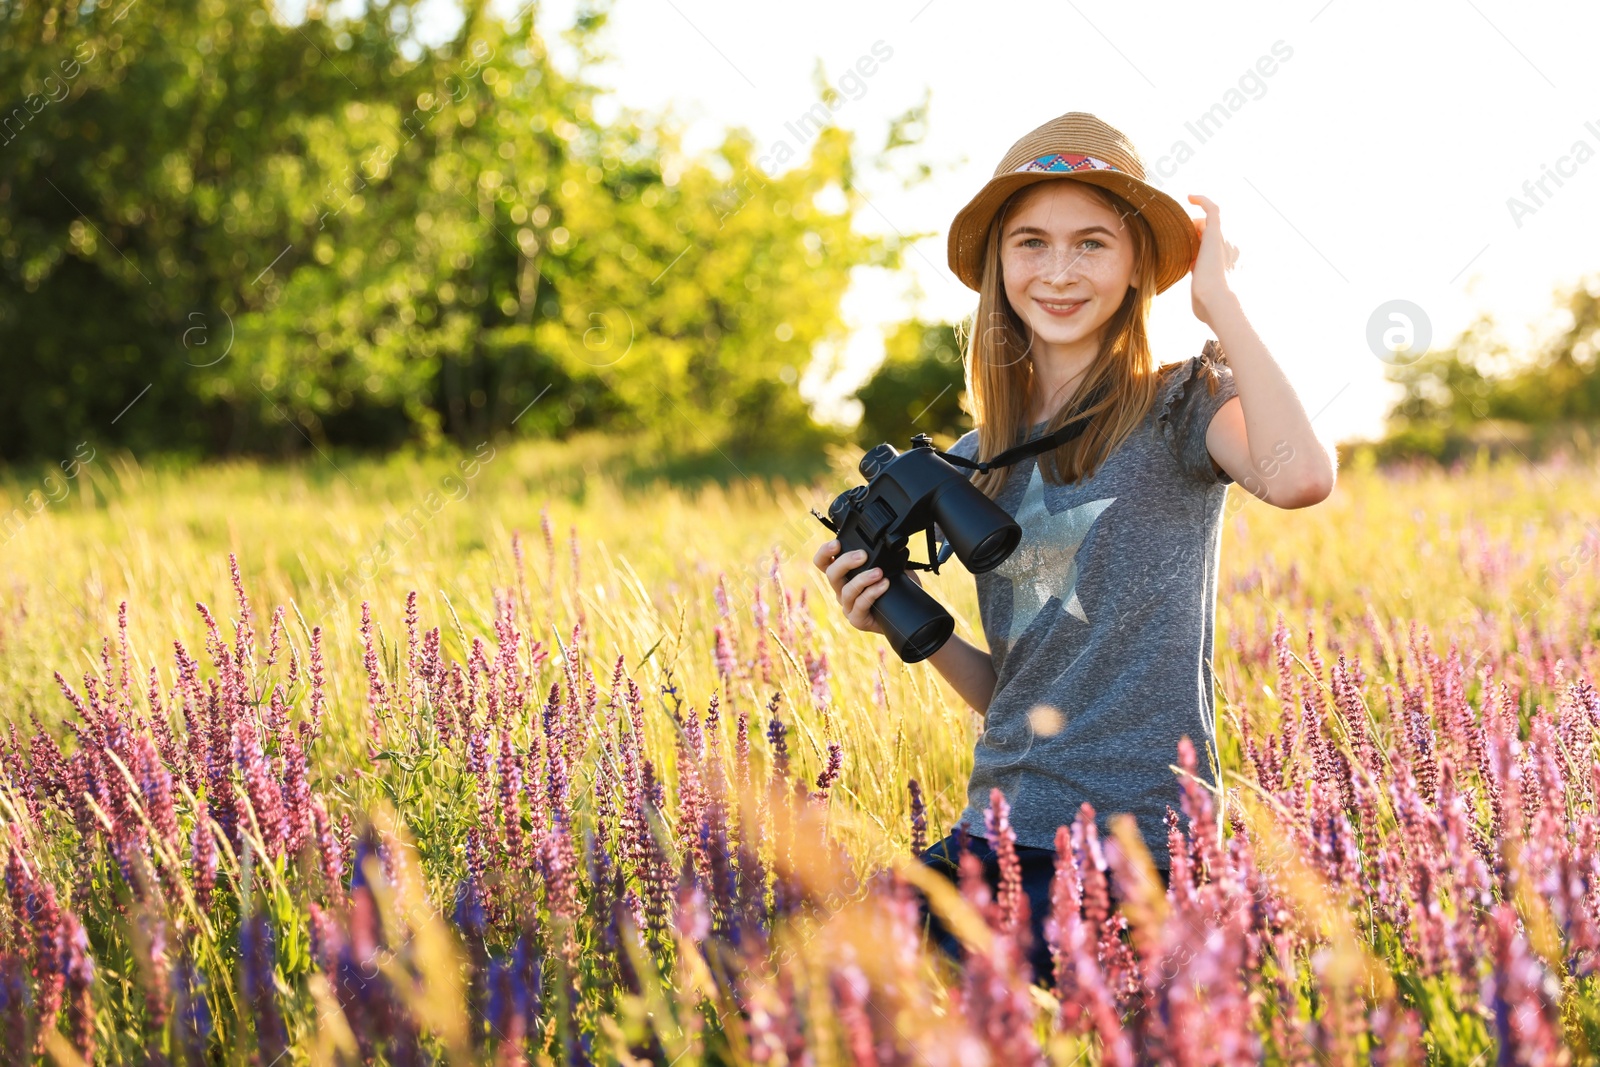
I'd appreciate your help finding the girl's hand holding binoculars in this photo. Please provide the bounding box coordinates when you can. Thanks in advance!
[812,539,921,638]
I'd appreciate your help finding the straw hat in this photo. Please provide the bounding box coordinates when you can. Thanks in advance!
[947,111,1199,295]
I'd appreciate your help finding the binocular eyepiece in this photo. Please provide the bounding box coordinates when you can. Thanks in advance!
[815,434,1021,663]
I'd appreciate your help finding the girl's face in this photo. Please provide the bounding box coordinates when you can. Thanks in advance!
[998,181,1137,355]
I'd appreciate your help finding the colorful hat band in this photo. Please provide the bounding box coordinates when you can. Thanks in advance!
[1016,152,1121,174]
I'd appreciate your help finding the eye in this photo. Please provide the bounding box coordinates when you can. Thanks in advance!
[1080,238,1105,250]
[1021,237,1046,248]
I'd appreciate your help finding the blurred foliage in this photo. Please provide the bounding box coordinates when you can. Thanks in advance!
[850,318,967,449]
[0,0,926,463]
[1369,276,1600,465]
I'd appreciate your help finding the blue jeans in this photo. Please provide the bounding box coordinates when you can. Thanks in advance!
[914,829,1171,983]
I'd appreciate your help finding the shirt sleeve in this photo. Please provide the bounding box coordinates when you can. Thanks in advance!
[1156,339,1240,485]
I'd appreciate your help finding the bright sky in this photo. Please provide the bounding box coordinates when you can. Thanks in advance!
[404,0,1600,445]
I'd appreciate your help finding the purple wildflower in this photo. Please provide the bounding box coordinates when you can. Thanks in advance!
[499,731,524,869]
[61,911,95,1061]
[766,702,790,784]
[404,591,421,721]
[541,812,578,924]
[191,816,217,911]
[540,505,555,592]
[713,624,737,684]
[171,955,213,1067]
[486,957,530,1060]
[805,649,831,712]
[115,600,134,711]
[5,837,65,1049]
[308,625,327,741]
[360,601,390,744]
[984,788,1026,936]
[233,720,286,856]
[282,725,312,856]
[752,584,772,683]
[240,910,287,1060]
[569,526,586,634]
[908,779,927,856]
[812,741,843,804]
[310,794,344,902]
[228,554,255,669]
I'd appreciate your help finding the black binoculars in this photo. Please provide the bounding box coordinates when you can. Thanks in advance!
[814,434,1022,663]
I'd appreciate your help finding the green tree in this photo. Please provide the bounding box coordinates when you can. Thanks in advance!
[0,0,929,463]
[1374,275,1600,462]
[851,319,968,448]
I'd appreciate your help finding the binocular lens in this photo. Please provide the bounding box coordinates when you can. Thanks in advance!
[873,574,956,663]
[963,525,1021,573]
[897,618,956,664]
[932,485,1021,575]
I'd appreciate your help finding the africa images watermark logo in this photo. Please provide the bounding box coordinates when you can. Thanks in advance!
[0,42,97,149]
[1144,40,1295,187]
[754,40,894,179]
[1506,118,1600,229]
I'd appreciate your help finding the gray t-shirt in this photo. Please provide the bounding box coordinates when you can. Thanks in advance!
[941,340,1239,870]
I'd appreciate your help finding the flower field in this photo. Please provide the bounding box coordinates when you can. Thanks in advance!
[1,438,1599,1064]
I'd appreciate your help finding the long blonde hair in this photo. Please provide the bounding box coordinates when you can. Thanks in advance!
[957,180,1172,500]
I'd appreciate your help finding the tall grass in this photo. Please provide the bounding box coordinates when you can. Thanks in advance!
[0,440,1597,1063]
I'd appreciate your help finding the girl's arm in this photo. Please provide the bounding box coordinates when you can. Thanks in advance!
[1186,194,1338,510]
[924,631,997,717]
[815,538,996,716]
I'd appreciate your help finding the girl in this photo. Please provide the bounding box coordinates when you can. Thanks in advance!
[811,111,1335,978]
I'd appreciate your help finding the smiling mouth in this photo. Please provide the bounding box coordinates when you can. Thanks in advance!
[1036,297,1087,315]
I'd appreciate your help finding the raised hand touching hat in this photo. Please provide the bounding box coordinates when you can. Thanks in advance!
[1186,193,1241,330]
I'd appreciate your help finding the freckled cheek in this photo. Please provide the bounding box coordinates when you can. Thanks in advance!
[1080,255,1134,300]
[1001,266,1036,308]
[1002,253,1062,302]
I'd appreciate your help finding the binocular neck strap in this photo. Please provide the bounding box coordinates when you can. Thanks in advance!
[936,383,1108,474]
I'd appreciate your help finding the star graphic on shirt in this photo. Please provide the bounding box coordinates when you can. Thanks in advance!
[992,464,1115,644]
